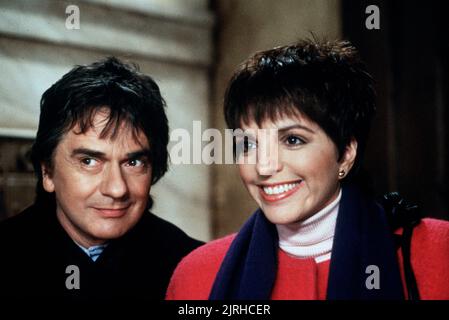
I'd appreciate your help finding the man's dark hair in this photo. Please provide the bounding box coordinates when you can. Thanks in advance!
[31,57,169,205]
[224,38,376,179]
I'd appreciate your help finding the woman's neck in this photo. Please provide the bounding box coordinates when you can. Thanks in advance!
[276,189,341,263]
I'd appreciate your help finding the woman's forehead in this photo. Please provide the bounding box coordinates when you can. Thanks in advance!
[237,100,301,125]
[239,110,317,130]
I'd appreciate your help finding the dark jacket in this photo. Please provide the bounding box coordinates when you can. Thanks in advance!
[0,202,203,300]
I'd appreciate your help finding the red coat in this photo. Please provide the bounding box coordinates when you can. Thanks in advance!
[166,218,449,300]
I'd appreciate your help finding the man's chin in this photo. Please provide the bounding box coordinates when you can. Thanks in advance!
[88,226,129,242]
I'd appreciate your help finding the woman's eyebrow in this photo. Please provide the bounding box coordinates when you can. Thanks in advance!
[277,124,315,134]
[234,130,256,140]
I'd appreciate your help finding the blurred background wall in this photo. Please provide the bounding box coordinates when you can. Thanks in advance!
[0,0,447,241]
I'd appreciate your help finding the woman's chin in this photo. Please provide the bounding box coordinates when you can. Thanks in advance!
[262,208,304,225]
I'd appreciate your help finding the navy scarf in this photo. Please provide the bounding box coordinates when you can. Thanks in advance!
[209,185,404,300]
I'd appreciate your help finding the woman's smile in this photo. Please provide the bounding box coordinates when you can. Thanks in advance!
[259,180,303,202]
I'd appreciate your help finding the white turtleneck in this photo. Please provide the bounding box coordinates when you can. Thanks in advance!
[276,189,341,263]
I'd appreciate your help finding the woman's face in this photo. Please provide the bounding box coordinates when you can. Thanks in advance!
[236,112,357,225]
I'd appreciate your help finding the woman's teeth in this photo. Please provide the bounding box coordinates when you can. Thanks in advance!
[262,182,300,195]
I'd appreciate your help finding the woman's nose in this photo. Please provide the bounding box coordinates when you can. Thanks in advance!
[256,129,283,176]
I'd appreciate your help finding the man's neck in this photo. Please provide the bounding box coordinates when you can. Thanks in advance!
[56,209,107,248]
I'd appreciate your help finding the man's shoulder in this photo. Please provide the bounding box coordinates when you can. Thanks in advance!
[136,211,204,251]
[0,205,40,240]
[139,211,198,238]
[0,205,50,272]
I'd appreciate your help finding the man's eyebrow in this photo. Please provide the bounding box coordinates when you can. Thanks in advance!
[70,148,151,159]
[71,148,106,158]
[127,149,151,159]
[277,124,315,134]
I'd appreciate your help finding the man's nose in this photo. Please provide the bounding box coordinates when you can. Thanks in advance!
[256,129,282,176]
[100,163,128,199]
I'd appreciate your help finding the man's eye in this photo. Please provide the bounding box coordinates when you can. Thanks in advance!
[81,158,98,166]
[128,159,145,167]
[284,135,305,146]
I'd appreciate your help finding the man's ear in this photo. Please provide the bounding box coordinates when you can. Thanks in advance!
[41,163,55,193]
[339,138,358,177]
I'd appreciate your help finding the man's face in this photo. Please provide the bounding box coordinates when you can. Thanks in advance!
[42,111,152,248]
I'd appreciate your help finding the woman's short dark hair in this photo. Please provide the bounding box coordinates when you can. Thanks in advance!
[224,38,376,179]
[31,57,169,205]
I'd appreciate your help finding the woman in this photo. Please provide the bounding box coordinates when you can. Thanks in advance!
[166,39,449,300]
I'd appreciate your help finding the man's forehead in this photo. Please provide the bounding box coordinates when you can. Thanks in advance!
[64,124,149,150]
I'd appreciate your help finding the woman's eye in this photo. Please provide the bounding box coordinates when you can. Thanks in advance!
[244,140,257,152]
[284,135,305,146]
[81,158,98,166]
[236,139,257,156]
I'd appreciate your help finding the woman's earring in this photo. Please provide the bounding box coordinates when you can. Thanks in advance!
[338,170,346,178]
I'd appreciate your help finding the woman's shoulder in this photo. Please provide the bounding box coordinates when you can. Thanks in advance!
[185,233,237,261]
[406,218,449,299]
[410,217,449,261]
[166,234,236,300]
[395,217,449,242]
[412,217,449,245]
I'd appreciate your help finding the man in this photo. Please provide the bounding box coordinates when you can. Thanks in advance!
[0,57,202,299]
